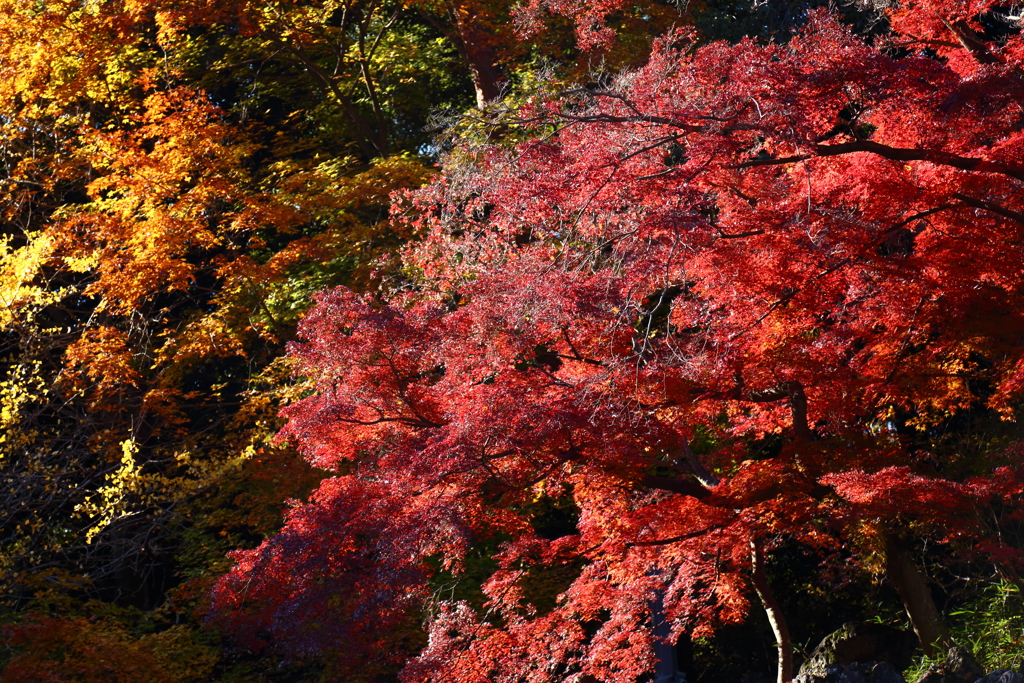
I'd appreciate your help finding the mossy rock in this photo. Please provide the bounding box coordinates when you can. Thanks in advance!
[798,623,918,681]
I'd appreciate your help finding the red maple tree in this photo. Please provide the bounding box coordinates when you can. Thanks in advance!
[213,4,1024,680]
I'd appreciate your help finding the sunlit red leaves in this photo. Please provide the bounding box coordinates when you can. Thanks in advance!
[213,2,1024,680]
[514,0,643,50]
[823,466,978,537]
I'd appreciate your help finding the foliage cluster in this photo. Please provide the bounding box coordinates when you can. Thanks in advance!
[2,0,1024,682]
[211,0,1024,681]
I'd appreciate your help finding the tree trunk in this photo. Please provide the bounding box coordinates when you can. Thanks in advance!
[883,532,953,657]
[751,539,793,683]
[419,7,506,107]
[651,590,683,683]
[460,25,505,107]
[785,380,812,443]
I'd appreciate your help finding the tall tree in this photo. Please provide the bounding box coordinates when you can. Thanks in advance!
[0,0,464,612]
[213,2,1024,681]
[0,1,688,679]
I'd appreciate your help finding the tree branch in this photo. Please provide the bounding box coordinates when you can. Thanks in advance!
[952,193,1024,226]
[278,40,389,157]
[736,140,1024,182]
[641,474,714,500]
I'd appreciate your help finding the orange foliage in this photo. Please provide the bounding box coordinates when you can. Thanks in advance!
[64,327,140,400]
[2,616,175,683]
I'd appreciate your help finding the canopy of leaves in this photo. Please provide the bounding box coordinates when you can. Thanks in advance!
[0,0,698,680]
[210,1,1024,680]
[9,0,1024,680]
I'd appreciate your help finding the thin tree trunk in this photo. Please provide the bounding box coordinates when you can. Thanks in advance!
[883,532,953,657]
[744,380,812,443]
[751,538,793,683]
[280,41,390,158]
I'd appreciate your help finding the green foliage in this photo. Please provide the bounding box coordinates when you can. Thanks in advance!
[950,581,1024,671]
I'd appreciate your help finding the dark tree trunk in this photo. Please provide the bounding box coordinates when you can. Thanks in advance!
[883,532,953,656]
[651,591,684,683]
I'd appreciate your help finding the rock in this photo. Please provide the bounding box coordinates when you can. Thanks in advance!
[973,671,1024,683]
[794,662,906,683]
[914,646,985,683]
[798,623,919,682]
